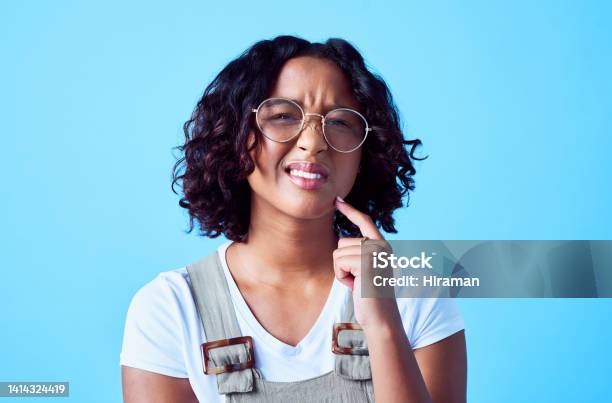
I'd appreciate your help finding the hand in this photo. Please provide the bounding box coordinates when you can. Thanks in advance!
[332,196,401,331]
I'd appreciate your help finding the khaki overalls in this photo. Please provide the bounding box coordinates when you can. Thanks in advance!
[186,253,375,402]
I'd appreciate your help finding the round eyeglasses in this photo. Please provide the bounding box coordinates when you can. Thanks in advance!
[251,97,372,153]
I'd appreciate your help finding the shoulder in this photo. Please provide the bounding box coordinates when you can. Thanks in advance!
[128,267,192,315]
[120,268,192,378]
[396,298,465,350]
[120,265,199,378]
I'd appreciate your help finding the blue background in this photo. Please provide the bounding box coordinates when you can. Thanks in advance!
[2,1,611,401]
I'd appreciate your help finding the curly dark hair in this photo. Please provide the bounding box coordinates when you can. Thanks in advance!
[171,35,426,242]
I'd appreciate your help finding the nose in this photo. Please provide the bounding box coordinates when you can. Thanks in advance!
[296,115,328,154]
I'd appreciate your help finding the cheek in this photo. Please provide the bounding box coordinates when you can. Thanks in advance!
[246,134,285,188]
[332,153,361,194]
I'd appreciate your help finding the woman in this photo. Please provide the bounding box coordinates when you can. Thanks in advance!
[120,35,467,402]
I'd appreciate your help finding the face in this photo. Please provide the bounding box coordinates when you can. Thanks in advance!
[247,56,363,219]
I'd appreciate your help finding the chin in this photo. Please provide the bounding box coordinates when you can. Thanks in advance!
[282,196,334,220]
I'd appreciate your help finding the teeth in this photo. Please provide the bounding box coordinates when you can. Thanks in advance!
[289,169,323,180]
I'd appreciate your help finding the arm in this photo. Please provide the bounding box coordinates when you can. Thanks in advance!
[333,197,467,402]
[413,330,467,403]
[121,366,199,403]
[366,320,467,403]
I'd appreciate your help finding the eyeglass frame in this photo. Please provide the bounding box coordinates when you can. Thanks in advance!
[251,97,373,153]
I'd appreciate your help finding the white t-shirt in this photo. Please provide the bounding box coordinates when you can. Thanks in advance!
[120,241,465,402]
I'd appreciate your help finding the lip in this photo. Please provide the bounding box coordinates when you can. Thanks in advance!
[283,161,330,190]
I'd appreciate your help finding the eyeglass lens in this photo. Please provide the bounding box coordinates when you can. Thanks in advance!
[256,99,367,152]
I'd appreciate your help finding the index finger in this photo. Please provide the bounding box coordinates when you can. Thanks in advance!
[335,196,383,240]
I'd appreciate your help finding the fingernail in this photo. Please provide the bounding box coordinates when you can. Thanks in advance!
[335,196,345,203]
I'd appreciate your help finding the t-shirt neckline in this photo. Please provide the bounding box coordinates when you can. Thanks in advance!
[217,241,340,356]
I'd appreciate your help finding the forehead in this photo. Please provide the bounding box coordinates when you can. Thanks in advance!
[267,56,360,110]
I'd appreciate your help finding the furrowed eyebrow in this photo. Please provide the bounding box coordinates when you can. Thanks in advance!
[286,98,357,112]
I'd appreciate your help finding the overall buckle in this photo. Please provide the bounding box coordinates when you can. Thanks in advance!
[201,335,255,375]
[332,323,369,356]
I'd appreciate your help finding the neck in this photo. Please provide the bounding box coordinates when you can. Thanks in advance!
[229,195,338,288]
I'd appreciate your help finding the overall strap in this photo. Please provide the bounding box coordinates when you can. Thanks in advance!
[334,291,372,380]
[186,252,255,394]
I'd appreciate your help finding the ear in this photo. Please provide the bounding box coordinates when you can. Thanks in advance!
[246,130,257,150]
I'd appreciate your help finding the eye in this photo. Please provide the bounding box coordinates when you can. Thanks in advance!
[270,113,300,121]
[326,119,350,127]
